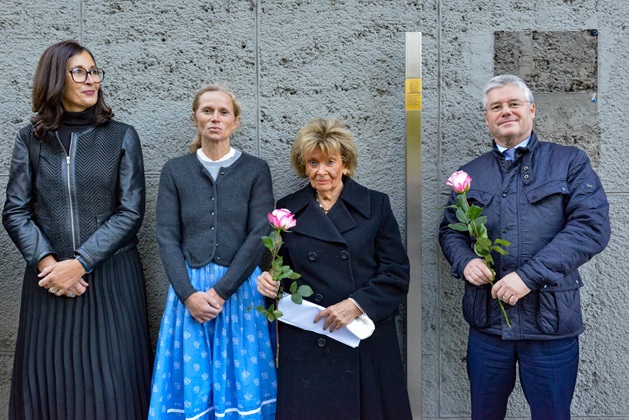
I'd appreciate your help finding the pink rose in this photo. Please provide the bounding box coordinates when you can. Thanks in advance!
[446,171,472,194]
[268,208,297,230]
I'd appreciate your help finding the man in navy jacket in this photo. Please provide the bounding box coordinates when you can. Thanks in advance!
[439,75,610,420]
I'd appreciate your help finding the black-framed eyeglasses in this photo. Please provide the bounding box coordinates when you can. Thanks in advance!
[68,67,105,83]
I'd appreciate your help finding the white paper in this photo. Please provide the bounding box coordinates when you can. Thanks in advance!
[277,295,361,348]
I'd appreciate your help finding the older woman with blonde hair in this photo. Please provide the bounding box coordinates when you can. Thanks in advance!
[257,117,412,419]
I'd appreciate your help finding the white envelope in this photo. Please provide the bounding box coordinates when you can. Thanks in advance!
[277,295,361,348]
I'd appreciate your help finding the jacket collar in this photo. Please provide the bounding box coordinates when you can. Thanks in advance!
[284,177,371,243]
[492,131,539,160]
[492,131,540,185]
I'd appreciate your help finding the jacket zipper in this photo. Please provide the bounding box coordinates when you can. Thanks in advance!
[56,132,77,251]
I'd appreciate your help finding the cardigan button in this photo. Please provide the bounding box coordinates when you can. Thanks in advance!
[314,294,323,303]
[317,338,327,348]
[308,252,317,261]
[340,251,349,261]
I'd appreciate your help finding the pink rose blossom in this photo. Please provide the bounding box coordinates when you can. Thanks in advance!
[446,171,472,194]
[268,208,297,230]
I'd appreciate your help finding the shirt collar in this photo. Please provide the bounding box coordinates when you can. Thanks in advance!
[496,136,531,153]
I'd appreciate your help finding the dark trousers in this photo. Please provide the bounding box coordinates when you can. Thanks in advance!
[467,327,579,420]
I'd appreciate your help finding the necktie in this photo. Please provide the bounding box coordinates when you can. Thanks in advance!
[503,148,515,161]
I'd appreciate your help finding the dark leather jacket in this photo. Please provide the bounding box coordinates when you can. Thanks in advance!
[439,132,610,340]
[2,121,145,269]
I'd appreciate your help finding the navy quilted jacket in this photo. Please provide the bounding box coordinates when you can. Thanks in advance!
[439,132,610,340]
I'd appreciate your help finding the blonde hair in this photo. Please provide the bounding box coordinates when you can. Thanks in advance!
[290,118,358,178]
[189,85,241,152]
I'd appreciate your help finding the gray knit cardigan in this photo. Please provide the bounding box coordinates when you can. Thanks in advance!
[156,151,274,303]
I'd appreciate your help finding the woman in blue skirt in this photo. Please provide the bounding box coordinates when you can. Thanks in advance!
[149,85,277,419]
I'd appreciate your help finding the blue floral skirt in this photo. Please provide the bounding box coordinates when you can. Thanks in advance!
[149,263,277,419]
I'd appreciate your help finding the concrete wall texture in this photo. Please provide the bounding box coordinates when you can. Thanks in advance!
[0,1,627,419]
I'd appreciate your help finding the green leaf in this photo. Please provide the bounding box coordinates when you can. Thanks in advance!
[448,222,469,232]
[266,312,275,322]
[261,236,274,251]
[484,253,495,266]
[477,237,491,248]
[475,216,487,226]
[291,293,303,304]
[273,310,283,318]
[289,281,297,293]
[298,285,314,297]
[494,238,511,247]
[456,194,469,212]
[467,205,483,219]
[492,245,509,256]
[455,208,470,224]
[474,241,489,256]
[288,272,301,279]
[277,268,293,281]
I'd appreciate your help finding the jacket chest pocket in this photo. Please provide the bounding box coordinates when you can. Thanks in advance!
[523,180,569,236]
[466,190,494,208]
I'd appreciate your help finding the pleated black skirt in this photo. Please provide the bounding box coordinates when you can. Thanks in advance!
[9,248,153,420]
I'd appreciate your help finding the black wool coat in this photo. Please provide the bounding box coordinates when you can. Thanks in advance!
[274,177,412,420]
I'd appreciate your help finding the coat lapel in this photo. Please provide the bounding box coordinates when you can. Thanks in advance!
[283,178,371,243]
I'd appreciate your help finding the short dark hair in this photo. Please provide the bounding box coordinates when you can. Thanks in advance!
[31,40,113,139]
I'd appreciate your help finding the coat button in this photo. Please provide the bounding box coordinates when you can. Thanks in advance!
[317,338,327,348]
[523,166,529,171]
[523,174,530,179]
[502,193,507,198]
[502,228,507,234]
[314,293,323,303]
[308,252,317,261]
[340,250,349,260]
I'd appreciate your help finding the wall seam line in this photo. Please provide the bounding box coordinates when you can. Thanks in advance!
[255,0,261,156]
[436,0,443,417]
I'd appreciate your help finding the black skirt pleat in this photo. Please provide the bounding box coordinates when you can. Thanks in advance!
[9,248,153,420]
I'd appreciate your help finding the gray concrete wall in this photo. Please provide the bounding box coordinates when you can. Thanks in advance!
[1,1,627,419]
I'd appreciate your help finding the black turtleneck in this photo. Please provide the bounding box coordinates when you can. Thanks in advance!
[56,109,93,154]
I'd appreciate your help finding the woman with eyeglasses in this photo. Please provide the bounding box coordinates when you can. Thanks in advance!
[2,40,152,419]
